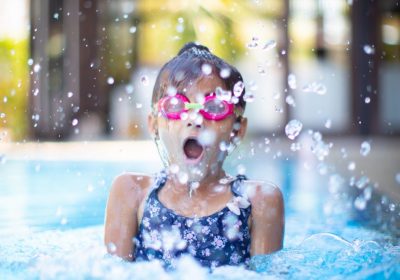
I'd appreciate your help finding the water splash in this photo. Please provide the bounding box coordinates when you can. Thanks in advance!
[363,45,375,55]
[246,37,259,49]
[233,81,244,97]
[201,64,212,75]
[285,95,296,107]
[288,74,297,89]
[285,120,303,140]
[360,141,371,156]
[262,40,277,51]
[302,82,327,95]
[107,77,115,85]
[140,75,149,86]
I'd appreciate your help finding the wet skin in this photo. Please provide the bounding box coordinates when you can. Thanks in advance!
[104,75,284,261]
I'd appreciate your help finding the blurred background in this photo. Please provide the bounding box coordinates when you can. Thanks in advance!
[0,0,399,224]
[0,0,399,142]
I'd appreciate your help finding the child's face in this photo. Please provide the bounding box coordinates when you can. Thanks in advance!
[148,74,247,183]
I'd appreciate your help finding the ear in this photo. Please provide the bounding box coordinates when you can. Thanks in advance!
[148,113,158,138]
[234,117,247,140]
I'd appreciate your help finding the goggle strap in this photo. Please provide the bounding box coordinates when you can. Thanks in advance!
[234,107,243,117]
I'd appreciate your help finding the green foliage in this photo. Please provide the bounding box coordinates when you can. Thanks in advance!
[0,39,29,140]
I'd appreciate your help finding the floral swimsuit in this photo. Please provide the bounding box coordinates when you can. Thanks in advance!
[134,170,251,269]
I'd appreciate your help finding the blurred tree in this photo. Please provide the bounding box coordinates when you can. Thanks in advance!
[0,39,28,140]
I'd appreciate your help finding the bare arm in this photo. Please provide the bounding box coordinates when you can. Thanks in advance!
[249,183,285,256]
[104,174,147,261]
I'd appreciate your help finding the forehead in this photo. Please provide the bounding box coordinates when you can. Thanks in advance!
[165,74,227,99]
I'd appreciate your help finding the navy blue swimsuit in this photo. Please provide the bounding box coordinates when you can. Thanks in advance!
[134,170,251,268]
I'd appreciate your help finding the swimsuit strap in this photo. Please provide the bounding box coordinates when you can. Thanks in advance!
[231,174,247,197]
[151,169,247,196]
[153,169,168,189]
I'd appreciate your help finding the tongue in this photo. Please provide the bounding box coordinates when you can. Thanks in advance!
[184,139,204,159]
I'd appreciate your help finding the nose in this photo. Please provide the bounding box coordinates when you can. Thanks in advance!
[185,111,203,129]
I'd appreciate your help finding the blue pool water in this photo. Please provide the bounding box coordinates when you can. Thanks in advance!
[0,157,399,279]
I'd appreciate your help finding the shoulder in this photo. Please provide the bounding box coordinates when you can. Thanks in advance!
[108,173,154,209]
[243,180,284,217]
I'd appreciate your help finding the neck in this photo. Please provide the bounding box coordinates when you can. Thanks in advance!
[167,168,230,198]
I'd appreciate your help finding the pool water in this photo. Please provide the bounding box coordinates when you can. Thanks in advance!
[0,158,399,279]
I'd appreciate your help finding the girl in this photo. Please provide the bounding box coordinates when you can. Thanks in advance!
[104,42,284,269]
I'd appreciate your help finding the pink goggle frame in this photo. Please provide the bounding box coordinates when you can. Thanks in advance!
[157,93,237,121]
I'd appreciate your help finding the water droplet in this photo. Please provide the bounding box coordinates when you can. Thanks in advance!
[201,64,212,75]
[290,142,301,152]
[233,81,244,97]
[176,24,184,33]
[285,119,303,140]
[363,45,375,55]
[237,164,246,175]
[178,17,184,23]
[198,130,216,146]
[364,186,373,200]
[216,87,232,102]
[72,119,79,126]
[166,86,177,96]
[273,92,280,100]
[107,242,117,253]
[356,176,370,189]
[27,58,33,65]
[138,75,149,86]
[220,68,231,79]
[354,196,367,210]
[257,65,267,75]
[302,82,327,95]
[285,95,295,107]
[33,64,41,72]
[243,91,255,103]
[53,13,59,20]
[67,92,73,98]
[107,77,115,85]
[169,164,179,174]
[262,39,276,51]
[126,85,134,94]
[246,37,259,49]
[32,114,40,121]
[230,96,239,104]
[364,97,371,104]
[360,141,371,156]
[178,172,188,184]
[288,74,297,89]
[325,119,332,129]
[341,148,348,159]
[129,26,137,33]
[219,141,229,152]
[348,161,356,171]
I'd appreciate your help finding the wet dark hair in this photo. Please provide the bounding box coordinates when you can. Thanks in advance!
[151,42,246,114]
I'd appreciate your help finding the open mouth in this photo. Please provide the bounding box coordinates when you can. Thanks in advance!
[183,138,204,160]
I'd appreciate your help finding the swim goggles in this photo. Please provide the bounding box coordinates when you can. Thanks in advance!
[157,93,241,121]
